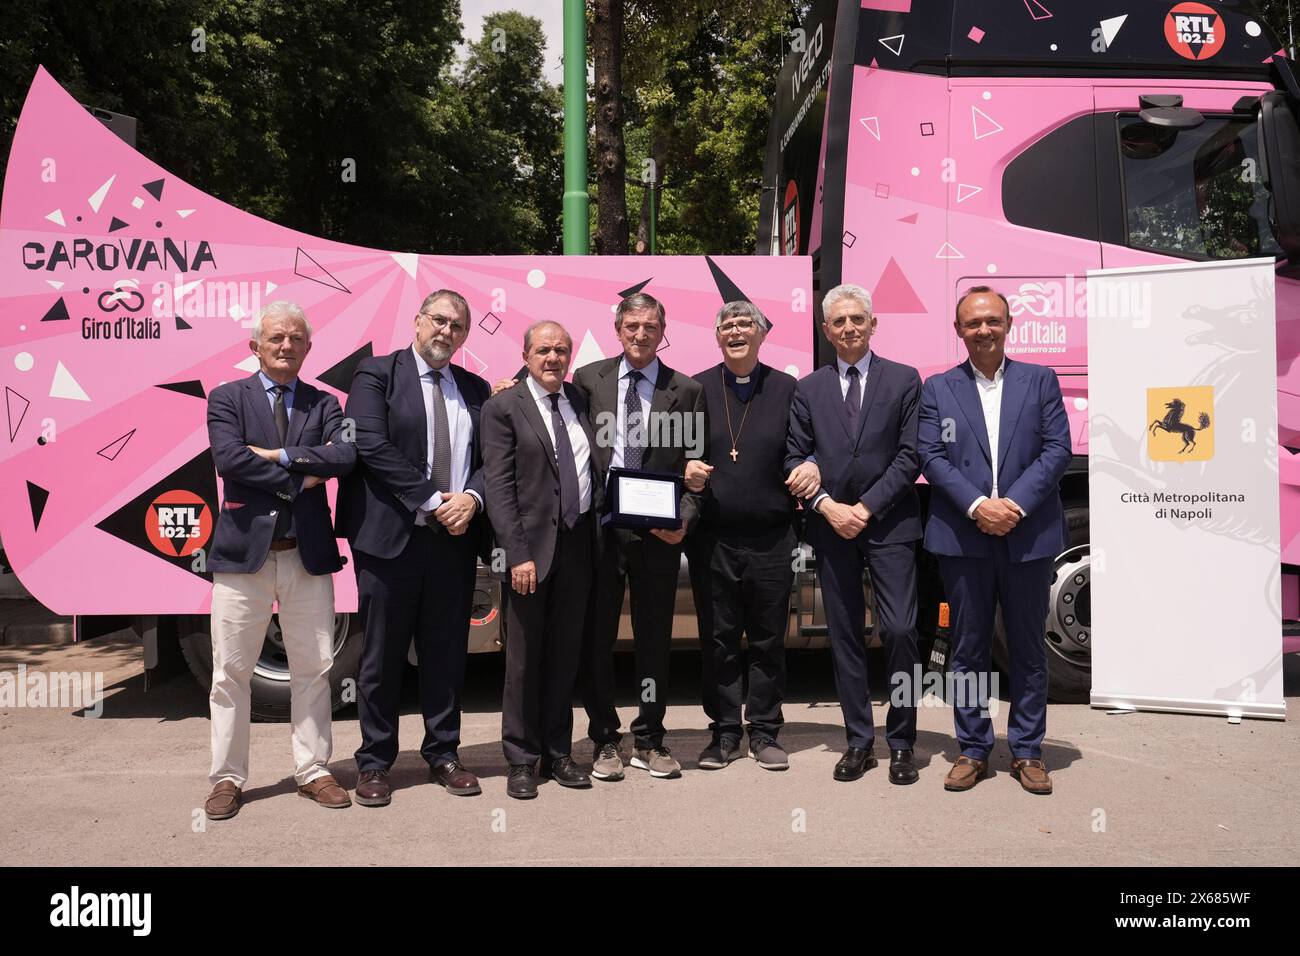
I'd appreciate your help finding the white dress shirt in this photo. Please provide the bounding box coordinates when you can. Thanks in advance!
[965,357,1016,519]
[610,355,660,469]
[411,345,482,520]
[526,375,593,513]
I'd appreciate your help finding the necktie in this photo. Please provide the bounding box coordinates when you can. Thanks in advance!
[272,385,292,538]
[548,393,581,529]
[845,365,862,437]
[429,369,452,494]
[623,369,645,470]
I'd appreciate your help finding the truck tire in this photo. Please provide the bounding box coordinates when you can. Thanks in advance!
[178,613,363,722]
[992,506,1091,704]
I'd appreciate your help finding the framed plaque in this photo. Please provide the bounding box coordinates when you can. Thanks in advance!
[602,467,683,531]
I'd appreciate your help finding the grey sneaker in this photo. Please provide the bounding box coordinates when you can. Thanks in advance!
[698,734,744,770]
[750,736,789,771]
[591,742,625,782]
[631,745,682,779]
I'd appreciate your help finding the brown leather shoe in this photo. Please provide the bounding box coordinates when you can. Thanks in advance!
[430,759,482,796]
[355,770,392,807]
[298,774,352,808]
[1010,757,1053,795]
[204,780,241,820]
[944,755,990,792]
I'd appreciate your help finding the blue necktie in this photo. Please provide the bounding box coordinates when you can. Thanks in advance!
[845,365,862,437]
[548,393,581,529]
[624,369,645,469]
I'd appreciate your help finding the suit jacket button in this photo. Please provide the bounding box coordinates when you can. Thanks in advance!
[270,510,277,517]
[963,460,970,466]
[554,489,559,496]
[551,518,557,525]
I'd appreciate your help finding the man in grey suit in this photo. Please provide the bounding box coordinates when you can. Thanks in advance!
[572,292,707,781]
[482,321,600,800]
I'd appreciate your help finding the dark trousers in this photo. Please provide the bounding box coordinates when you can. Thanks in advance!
[815,535,920,751]
[938,541,1052,760]
[582,526,679,750]
[687,525,794,741]
[501,512,594,766]
[352,525,476,771]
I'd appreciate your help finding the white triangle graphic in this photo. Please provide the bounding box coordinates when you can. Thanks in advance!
[234,355,260,373]
[46,280,64,290]
[460,347,488,376]
[956,184,983,203]
[971,106,1004,140]
[50,361,90,401]
[87,175,116,213]
[45,208,66,227]
[391,252,419,279]
[1100,15,1127,49]
[935,242,965,259]
[879,34,905,56]
[177,209,196,218]
[265,281,277,295]
[574,329,606,369]
[859,117,881,141]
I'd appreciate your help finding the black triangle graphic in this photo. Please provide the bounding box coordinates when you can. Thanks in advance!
[108,216,130,232]
[156,380,206,399]
[175,315,192,330]
[97,428,136,461]
[618,277,653,299]
[1189,38,1205,58]
[294,247,350,293]
[6,386,31,441]
[41,298,70,322]
[94,449,217,581]
[704,256,768,327]
[317,342,373,394]
[27,481,49,532]
[142,179,164,201]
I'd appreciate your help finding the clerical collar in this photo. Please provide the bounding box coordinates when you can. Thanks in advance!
[723,366,759,386]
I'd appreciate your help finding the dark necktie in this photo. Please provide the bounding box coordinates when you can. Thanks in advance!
[429,369,452,493]
[624,369,645,470]
[548,393,581,529]
[272,385,292,538]
[845,365,862,437]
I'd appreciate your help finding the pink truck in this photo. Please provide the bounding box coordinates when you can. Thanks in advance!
[761,0,1300,700]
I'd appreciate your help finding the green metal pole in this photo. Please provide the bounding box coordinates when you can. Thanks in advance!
[648,181,657,255]
[563,0,589,254]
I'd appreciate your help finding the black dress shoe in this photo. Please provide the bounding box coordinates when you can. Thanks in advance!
[889,748,919,785]
[507,764,538,800]
[430,759,482,796]
[833,747,878,782]
[541,755,592,788]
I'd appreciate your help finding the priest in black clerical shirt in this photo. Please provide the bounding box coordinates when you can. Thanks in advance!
[685,301,799,772]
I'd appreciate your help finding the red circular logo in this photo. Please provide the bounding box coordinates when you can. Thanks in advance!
[781,180,801,256]
[144,490,212,557]
[1165,3,1224,60]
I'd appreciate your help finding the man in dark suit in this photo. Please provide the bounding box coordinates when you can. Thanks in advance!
[204,301,356,820]
[918,286,1071,795]
[785,283,924,785]
[483,320,600,799]
[572,292,707,781]
[336,289,490,807]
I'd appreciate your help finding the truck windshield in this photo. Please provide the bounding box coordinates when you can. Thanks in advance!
[1120,115,1281,260]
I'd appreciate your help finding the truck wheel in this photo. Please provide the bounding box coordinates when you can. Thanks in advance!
[992,506,1092,704]
[178,613,363,722]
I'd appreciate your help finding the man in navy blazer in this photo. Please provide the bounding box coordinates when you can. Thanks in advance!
[336,289,491,807]
[918,286,1072,795]
[785,283,924,785]
[204,300,356,820]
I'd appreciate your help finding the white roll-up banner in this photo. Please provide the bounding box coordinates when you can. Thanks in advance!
[1087,259,1285,719]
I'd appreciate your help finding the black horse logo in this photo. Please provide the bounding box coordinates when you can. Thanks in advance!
[1148,398,1211,454]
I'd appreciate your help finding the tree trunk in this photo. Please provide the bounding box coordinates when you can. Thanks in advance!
[592,0,628,254]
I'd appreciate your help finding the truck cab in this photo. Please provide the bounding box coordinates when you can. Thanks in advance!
[760,0,1300,699]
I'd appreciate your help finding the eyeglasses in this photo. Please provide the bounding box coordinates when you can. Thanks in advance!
[419,312,466,334]
[718,319,758,334]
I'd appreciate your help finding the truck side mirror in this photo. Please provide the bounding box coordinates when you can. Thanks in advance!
[1259,91,1300,262]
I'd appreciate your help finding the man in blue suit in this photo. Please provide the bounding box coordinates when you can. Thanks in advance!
[205,300,356,820]
[336,289,491,807]
[786,283,924,785]
[918,286,1072,795]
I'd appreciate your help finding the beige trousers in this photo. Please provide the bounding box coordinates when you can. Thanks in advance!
[209,548,335,788]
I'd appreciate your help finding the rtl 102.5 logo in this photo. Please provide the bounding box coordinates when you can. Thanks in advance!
[144,489,212,557]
